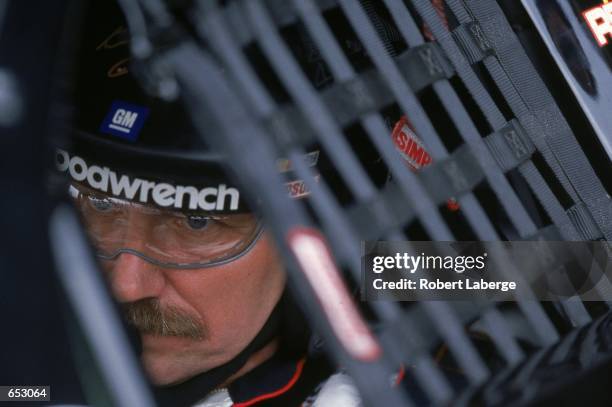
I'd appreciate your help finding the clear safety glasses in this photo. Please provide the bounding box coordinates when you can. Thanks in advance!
[71,183,263,268]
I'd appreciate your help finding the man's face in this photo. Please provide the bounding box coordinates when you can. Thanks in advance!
[74,185,286,385]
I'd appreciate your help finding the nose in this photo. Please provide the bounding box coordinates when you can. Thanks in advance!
[106,252,166,303]
[103,209,166,303]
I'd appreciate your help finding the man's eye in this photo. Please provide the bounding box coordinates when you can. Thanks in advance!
[88,196,114,212]
[186,215,210,230]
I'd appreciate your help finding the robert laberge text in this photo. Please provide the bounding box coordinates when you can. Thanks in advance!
[373,278,516,292]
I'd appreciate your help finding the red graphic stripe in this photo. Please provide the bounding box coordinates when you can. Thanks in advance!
[233,358,306,407]
[394,364,406,386]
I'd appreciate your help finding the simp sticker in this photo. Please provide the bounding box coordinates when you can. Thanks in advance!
[391,116,432,170]
[391,116,460,212]
[99,100,149,141]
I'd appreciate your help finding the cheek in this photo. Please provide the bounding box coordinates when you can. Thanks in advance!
[165,234,286,349]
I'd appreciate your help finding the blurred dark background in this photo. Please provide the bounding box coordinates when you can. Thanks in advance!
[0,1,83,404]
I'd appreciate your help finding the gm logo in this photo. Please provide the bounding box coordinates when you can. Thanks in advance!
[100,100,149,141]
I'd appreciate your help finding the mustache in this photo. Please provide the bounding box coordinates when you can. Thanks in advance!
[123,298,206,340]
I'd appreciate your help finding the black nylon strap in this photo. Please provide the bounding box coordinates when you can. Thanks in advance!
[397,42,455,91]
[419,144,484,204]
[458,0,612,241]
[266,106,316,148]
[322,71,392,126]
[451,22,494,64]
[567,203,604,241]
[484,119,536,172]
